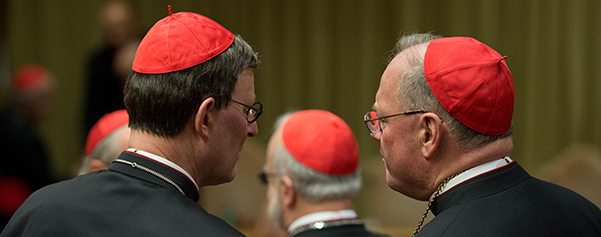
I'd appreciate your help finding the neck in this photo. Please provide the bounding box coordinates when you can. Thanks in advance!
[129,128,205,186]
[430,137,513,199]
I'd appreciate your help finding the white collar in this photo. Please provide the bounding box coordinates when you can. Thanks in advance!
[126,148,199,192]
[432,156,513,200]
[288,209,358,233]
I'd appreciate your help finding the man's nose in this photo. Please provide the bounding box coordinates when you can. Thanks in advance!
[370,131,381,140]
[247,121,259,137]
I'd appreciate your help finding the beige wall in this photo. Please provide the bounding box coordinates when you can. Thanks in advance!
[4,0,601,234]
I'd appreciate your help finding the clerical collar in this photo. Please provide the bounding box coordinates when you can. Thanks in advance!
[126,148,199,192]
[288,210,358,234]
[432,156,513,200]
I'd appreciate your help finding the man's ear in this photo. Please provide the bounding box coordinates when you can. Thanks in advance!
[195,97,215,140]
[279,175,296,208]
[89,159,108,173]
[419,112,443,159]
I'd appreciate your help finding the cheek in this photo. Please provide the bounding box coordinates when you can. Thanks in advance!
[381,130,401,157]
[266,184,274,200]
[381,122,417,157]
[221,112,248,138]
[267,191,282,228]
[381,130,410,174]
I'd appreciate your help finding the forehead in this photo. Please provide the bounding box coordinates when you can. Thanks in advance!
[375,53,409,112]
[232,67,255,100]
[375,44,428,112]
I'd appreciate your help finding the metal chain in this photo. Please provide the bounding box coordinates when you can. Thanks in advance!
[411,172,464,236]
[113,159,186,196]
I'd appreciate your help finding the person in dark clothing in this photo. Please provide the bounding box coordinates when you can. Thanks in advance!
[84,0,140,135]
[364,32,601,236]
[2,9,261,236]
[0,64,55,231]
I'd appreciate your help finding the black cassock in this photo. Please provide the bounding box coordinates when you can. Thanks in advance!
[1,151,244,237]
[416,161,601,237]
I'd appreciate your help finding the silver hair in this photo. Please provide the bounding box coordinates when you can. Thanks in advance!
[78,126,127,175]
[272,113,362,203]
[393,32,513,151]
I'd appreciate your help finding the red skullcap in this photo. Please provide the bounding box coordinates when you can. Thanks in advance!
[424,37,514,136]
[282,110,359,175]
[12,64,50,93]
[132,10,234,74]
[85,110,129,156]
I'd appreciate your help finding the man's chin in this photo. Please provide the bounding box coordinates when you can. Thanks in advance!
[224,164,239,183]
[205,170,237,186]
[223,171,237,184]
[385,171,404,194]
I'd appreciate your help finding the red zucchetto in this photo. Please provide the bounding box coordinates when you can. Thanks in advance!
[282,110,359,175]
[132,9,234,74]
[425,37,514,136]
[85,109,129,156]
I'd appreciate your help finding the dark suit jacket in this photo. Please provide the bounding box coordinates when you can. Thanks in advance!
[292,222,389,237]
[416,161,601,236]
[1,152,244,237]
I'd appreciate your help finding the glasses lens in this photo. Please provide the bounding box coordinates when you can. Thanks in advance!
[248,102,263,123]
[364,111,380,133]
[247,110,255,122]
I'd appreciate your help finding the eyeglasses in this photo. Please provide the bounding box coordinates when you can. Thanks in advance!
[230,99,263,123]
[363,110,427,134]
[257,170,277,186]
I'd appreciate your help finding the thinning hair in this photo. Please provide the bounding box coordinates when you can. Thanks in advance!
[124,35,259,137]
[392,32,513,151]
[271,113,362,203]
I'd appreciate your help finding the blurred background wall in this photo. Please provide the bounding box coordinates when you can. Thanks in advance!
[2,0,601,236]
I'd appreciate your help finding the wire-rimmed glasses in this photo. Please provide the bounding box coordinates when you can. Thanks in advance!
[230,99,263,123]
[257,170,277,186]
[363,110,427,134]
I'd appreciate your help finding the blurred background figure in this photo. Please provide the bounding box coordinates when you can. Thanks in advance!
[261,110,388,237]
[78,109,129,175]
[84,0,140,136]
[0,63,56,230]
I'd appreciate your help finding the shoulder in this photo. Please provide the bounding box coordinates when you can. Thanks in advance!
[522,177,601,218]
[420,175,601,236]
[523,176,599,206]
[5,171,246,236]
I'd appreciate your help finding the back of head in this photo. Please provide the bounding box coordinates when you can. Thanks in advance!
[124,10,259,138]
[80,109,129,174]
[10,64,54,121]
[395,33,514,151]
[273,110,362,203]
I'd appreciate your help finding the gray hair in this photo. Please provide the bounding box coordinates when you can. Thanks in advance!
[78,126,127,175]
[272,113,362,203]
[393,32,513,151]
